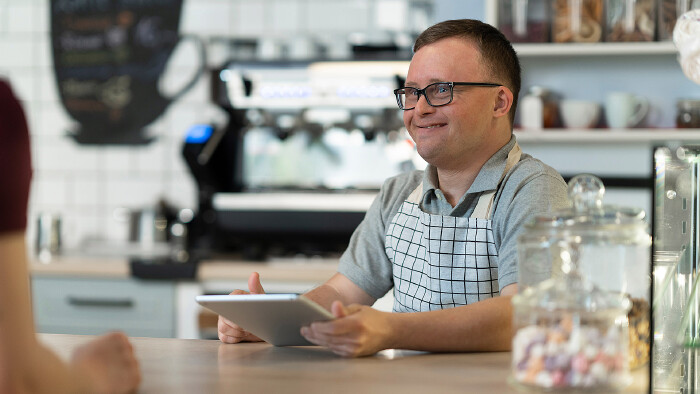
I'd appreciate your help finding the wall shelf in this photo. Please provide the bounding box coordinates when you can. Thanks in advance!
[512,42,678,57]
[514,129,700,144]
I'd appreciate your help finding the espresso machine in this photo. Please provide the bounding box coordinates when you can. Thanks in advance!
[183,58,419,260]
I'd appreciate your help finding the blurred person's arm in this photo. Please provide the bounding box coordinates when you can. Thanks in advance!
[0,79,140,393]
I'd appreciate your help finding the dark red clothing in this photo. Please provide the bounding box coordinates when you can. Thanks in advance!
[0,79,32,233]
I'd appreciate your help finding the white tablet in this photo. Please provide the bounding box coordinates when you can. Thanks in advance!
[195,293,335,346]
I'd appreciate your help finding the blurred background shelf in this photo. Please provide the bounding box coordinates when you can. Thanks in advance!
[514,129,700,143]
[512,42,678,57]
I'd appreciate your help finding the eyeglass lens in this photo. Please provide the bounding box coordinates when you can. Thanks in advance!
[399,83,452,109]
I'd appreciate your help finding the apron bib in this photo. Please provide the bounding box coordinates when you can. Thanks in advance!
[385,143,522,313]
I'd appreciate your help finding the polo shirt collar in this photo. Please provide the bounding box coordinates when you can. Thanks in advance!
[420,135,517,200]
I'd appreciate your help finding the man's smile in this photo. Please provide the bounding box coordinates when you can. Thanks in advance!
[416,123,447,129]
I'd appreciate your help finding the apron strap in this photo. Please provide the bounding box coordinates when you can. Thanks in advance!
[471,143,522,220]
[406,183,424,204]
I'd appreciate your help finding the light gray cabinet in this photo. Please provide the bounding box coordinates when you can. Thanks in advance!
[32,276,176,338]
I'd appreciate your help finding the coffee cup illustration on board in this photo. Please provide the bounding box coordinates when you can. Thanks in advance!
[51,0,205,145]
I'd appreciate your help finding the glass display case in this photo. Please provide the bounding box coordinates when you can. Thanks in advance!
[653,146,700,392]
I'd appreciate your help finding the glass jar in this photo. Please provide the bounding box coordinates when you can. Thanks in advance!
[517,174,652,369]
[658,0,700,41]
[511,264,632,391]
[498,0,550,43]
[605,0,656,42]
[676,99,700,128]
[551,0,604,43]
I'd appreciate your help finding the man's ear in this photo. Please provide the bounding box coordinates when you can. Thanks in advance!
[493,86,513,118]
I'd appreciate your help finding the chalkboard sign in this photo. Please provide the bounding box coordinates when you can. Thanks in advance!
[51,0,204,145]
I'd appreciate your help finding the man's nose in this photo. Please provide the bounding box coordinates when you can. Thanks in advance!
[414,92,435,113]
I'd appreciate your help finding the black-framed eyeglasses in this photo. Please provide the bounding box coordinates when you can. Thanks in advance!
[394,82,502,110]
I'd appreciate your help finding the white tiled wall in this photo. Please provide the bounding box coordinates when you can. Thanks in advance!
[1,0,431,251]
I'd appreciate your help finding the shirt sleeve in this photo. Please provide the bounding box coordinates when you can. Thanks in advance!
[0,80,33,234]
[336,172,421,300]
[492,162,569,291]
[336,186,395,300]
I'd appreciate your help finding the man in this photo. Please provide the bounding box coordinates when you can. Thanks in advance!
[218,19,568,357]
[0,79,141,393]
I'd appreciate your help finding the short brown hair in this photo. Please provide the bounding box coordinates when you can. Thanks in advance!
[414,19,521,125]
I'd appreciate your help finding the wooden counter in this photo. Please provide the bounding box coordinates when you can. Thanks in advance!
[40,333,648,393]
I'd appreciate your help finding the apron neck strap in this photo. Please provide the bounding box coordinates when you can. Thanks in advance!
[404,142,523,219]
[471,142,522,220]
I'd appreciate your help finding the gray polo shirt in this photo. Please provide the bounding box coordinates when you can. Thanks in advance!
[337,136,569,301]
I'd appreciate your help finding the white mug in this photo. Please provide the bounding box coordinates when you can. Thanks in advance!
[560,100,601,129]
[605,92,649,128]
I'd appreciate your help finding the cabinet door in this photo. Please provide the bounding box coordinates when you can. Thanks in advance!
[32,276,175,338]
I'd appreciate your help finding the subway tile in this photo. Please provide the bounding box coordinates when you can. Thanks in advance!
[0,37,37,68]
[375,0,407,31]
[270,0,301,33]
[0,4,6,34]
[133,139,169,174]
[181,1,232,36]
[33,1,48,34]
[34,33,51,68]
[167,173,197,209]
[7,70,36,102]
[61,211,102,250]
[306,0,369,32]
[70,173,102,208]
[105,210,130,243]
[33,136,101,173]
[6,4,36,34]
[37,69,61,102]
[105,175,169,209]
[233,1,266,37]
[104,146,136,173]
[36,103,73,137]
[32,173,69,207]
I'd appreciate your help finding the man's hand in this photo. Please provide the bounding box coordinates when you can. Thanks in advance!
[217,272,266,344]
[300,300,393,357]
[69,332,141,394]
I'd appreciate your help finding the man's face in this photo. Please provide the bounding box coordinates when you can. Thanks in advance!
[403,37,503,169]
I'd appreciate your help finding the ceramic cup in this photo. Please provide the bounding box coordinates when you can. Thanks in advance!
[560,100,601,129]
[605,92,649,128]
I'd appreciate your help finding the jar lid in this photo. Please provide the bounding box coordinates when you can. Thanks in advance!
[524,174,646,232]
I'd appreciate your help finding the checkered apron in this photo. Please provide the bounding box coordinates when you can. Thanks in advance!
[385,143,522,312]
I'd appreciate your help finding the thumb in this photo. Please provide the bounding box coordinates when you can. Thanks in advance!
[248,272,265,294]
[330,300,349,318]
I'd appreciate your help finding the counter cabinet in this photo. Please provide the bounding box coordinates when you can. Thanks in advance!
[29,258,342,339]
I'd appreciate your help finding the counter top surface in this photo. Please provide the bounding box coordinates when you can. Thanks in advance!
[29,257,339,283]
[39,333,648,394]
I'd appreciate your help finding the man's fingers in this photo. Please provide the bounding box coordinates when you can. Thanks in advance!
[248,272,265,294]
